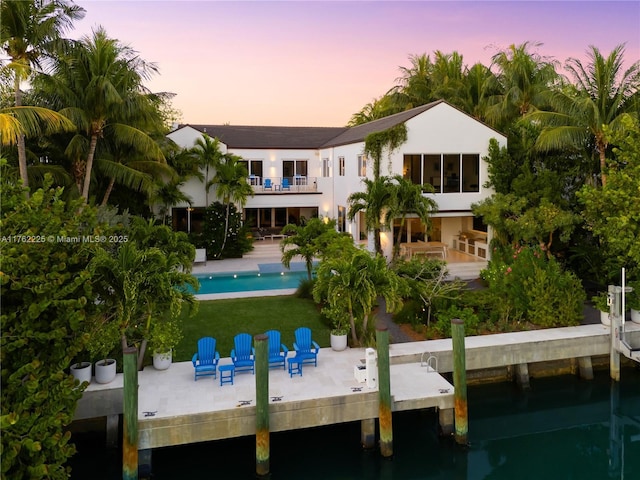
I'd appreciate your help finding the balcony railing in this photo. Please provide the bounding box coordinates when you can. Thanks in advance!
[247,176,318,193]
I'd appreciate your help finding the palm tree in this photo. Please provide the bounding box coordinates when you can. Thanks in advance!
[0,105,74,146]
[35,27,163,201]
[97,91,171,205]
[313,248,402,346]
[486,42,560,130]
[89,241,197,370]
[528,44,640,186]
[389,175,438,260]
[192,134,224,206]
[348,177,395,255]
[1,0,85,191]
[208,152,254,256]
[460,62,499,123]
[281,217,342,281]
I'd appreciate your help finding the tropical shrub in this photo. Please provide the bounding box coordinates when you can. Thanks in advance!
[433,306,481,337]
[481,244,585,326]
[1,178,102,478]
[199,201,251,259]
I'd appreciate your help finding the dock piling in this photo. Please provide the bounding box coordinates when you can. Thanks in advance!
[451,318,468,445]
[123,346,138,480]
[254,334,270,477]
[608,285,621,382]
[376,326,393,458]
[361,418,376,449]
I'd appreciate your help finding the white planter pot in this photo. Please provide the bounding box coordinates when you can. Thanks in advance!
[70,362,92,385]
[330,333,348,352]
[600,310,610,326]
[94,359,117,384]
[153,350,172,370]
[631,309,640,324]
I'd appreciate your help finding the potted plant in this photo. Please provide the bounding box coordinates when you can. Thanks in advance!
[87,320,120,384]
[591,292,610,326]
[70,361,92,385]
[325,307,349,351]
[150,318,184,370]
[628,280,640,324]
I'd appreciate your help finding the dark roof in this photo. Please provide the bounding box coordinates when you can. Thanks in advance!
[320,100,443,148]
[176,99,503,149]
[179,124,348,149]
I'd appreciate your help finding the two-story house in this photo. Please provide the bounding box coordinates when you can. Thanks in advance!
[167,99,506,263]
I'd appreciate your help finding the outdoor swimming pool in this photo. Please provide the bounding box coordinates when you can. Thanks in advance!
[191,270,309,295]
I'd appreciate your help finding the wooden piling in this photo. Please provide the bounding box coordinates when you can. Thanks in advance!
[376,326,393,458]
[123,346,138,480]
[254,334,270,477]
[451,318,468,445]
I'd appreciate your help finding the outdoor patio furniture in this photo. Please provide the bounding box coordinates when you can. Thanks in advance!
[293,327,319,367]
[219,364,235,385]
[288,357,303,377]
[192,336,220,380]
[231,333,255,374]
[265,329,289,370]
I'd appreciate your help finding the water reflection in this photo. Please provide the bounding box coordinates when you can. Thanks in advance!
[467,372,640,480]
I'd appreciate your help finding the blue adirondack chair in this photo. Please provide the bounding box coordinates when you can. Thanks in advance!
[265,329,289,370]
[231,333,255,374]
[192,336,220,380]
[282,178,291,190]
[263,178,272,190]
[293,327,320,367]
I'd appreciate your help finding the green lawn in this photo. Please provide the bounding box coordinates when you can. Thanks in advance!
[174,295,330,362]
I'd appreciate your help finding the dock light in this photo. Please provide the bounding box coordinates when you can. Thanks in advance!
[257,273,261,277]
[233,274,237,279]
[209,276,212,279]
[280,272,284,276]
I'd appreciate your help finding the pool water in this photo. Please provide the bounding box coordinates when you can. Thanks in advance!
[69,368,640,479]
[192,270,309,295]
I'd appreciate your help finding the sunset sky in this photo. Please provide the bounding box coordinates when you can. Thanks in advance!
[73,1,640,127]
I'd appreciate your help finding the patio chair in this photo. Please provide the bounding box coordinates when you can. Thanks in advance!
[293,327,320,367]
[231,333,255,374]
[282,178,291,190]
[265,329,289,370]
[263,178,272,190]
[192,336,220,381]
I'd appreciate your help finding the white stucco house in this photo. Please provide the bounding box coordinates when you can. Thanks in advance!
[166,99,506,263]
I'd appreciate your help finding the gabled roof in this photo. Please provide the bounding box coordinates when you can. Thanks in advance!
[174,99,503,150]
[176,124,348,149]
[320,100,443,148]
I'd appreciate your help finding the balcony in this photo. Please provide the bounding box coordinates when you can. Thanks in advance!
[247,176,318,193]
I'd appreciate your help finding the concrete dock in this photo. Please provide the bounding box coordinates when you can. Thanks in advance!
[75,345,454,450]
[74,321,640,451]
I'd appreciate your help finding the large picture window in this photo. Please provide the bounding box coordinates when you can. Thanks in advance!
[403,154,479,193]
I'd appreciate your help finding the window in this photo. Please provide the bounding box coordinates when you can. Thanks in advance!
[283,160,308,179]
[423,154,441,193]
[402,153,479,193]
[403,154,421,185]
[338,156,345,176]
[338,206,346,232]
[322,158,330,177]
[239,160,264,184]
[357,155,366,177]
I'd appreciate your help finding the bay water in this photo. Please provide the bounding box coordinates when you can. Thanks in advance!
[70,367,640,479]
